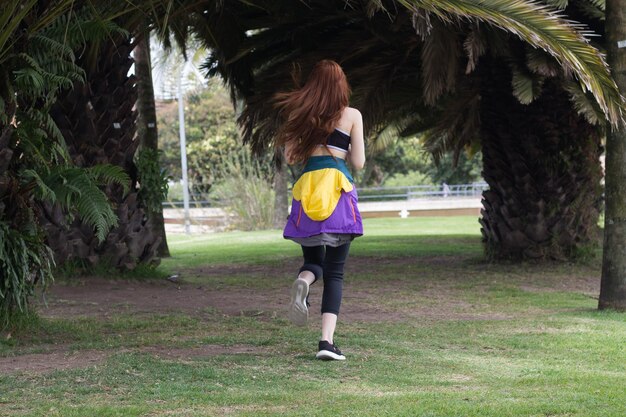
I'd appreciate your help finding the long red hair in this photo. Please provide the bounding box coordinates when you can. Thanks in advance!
[274,60,350,163]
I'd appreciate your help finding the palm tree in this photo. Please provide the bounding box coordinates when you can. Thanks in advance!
[599,0,626,310]
[0,1,130,322]
[191,0,624,260]
[47,33,164,270]
[42,1,208,268]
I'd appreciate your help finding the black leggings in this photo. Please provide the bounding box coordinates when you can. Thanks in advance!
[299,243,351,316]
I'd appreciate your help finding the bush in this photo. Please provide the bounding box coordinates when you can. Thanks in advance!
[136,148,169,214]
[211,148,275,231]
[383,170,433,187]
[0,223,54,329]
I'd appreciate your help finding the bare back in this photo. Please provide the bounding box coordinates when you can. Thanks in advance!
[302,107,366,170]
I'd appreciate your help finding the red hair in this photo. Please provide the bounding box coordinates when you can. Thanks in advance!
[274,60,350,163]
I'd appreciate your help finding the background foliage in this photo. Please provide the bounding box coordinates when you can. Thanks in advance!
[136,149,169,214]
[211,148,276,231]
[157,81,241,194]
[156,83,483,194]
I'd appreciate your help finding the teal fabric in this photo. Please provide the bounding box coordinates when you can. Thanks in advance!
[298,156,354,183]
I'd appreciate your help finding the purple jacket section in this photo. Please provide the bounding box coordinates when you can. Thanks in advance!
[283,188,363,239]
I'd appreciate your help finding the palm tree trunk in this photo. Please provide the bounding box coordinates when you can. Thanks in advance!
[46,36,162,270]
[135,25,170,257]
[599,1,626,310]
[272,153,288,229]
[480,71,603,260]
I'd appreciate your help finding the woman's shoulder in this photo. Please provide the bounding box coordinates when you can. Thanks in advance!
[340,107,362,126]
[343,106,362,118]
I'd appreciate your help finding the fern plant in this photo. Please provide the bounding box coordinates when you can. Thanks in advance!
[0,222,54,329]
[22,165,130,242]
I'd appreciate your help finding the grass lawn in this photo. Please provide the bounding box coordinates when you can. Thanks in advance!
[1,216,625,416]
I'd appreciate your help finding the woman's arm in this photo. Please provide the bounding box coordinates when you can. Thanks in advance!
[348,109,365,170]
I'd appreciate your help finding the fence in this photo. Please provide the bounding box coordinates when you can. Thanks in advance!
[163,182,489,208]
[357,182,489,202]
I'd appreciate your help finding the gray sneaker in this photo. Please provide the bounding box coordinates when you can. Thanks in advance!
[288,278,309,326]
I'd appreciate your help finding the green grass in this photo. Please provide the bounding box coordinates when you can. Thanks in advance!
[162,216,482,269]
[1,217,625,417]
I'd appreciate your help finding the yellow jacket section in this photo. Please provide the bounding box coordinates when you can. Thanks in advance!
[292,168,354,221]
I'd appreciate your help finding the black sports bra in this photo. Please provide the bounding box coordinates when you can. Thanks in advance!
[322,128,350,152]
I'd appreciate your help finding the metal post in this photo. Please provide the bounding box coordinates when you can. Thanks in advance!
[177,63,191,234]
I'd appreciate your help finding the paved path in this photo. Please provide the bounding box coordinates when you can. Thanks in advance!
[163,197,482,233]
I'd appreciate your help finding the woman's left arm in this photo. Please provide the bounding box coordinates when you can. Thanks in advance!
[348,109,365,170]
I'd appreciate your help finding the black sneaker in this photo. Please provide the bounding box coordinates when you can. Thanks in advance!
[288,278,309,326]
[316,340,346,361]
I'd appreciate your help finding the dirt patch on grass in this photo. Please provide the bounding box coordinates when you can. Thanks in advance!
[0,348,111,375]
[36,278,221,318]
[8,254,600,376]
[141,343,270,359]
[0,344,270,375]
[518,274,599,296]
[35,273,488,324]
[36,255,599,323]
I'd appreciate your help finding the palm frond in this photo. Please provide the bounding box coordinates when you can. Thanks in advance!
[584,0,605,10]
[525,47,561,77]
[195,0,618,161]
[370,124,401,154]
[420,18,461,104]
[0,0,38,61]
[563,79,604,125]
[464,23,487,73]
[545,0,569,9]
[397,0,625,125]
[422,84,481,162]
[511,65,545,104]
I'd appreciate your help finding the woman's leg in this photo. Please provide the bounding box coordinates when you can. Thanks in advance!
[299,245,324,285]
[298,246,325,285]
[288,245,324,326]
[320,243,351,344]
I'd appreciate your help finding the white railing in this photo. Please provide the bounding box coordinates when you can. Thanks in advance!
[357,182,489,201]
[163,182,489,208]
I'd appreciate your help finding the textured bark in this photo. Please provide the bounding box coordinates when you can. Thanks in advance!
[0,127,14,222]
[480,73,603,261]
[599,1,626,310]
[135,27,170,258]
[272,153,288,229]
[44,37,161,269]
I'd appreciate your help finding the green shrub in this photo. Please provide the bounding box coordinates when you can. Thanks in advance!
[211,149,275,231]
[136,148,169,214]
[383,170,433,187]
[0,223,54,329]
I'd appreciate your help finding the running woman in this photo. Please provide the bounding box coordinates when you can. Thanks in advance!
[274,60,365,361]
